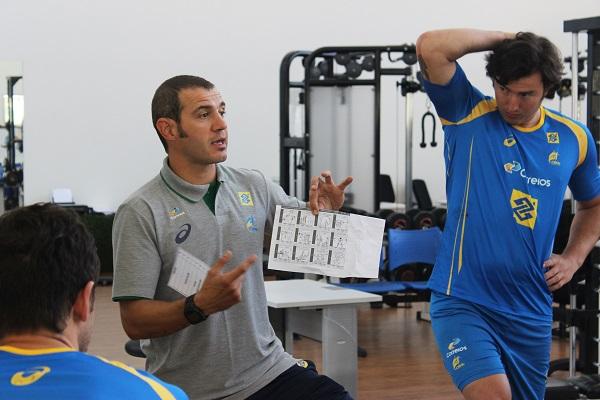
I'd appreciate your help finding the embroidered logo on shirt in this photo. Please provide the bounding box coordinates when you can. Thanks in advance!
[548,151,560,166]
[510,189,538,229]
[168,207,186,220]
[238,192,254,207]
[446,343,468,358]
[504,161,551,188]
[503,136,516,147]
[546,132,560,144]
[503,161,522,173]
[11,366,51,386]
[452,356,465,370]
[175,223,192,244]
[447,338,461,351]
[246,215,258,233]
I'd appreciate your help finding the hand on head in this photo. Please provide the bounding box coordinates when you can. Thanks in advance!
[193,251,257,315]
[308,171,353,215]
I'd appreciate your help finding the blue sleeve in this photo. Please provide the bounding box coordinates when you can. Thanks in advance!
[422,63,489,123]
[569,124,600,201]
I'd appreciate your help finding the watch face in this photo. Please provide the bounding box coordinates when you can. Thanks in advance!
[184,296,207,324]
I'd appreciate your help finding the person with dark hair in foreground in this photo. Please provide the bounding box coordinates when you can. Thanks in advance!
[0,203,188,399]
[112,75,354,400]
[416,29,600,400]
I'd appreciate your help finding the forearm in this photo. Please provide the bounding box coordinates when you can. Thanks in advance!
[562,202,600,267]
[119,253,254,340]
[119,298,189,340]
[416,29,512,84]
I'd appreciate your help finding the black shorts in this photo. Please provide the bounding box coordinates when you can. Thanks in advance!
[247,360,353,400]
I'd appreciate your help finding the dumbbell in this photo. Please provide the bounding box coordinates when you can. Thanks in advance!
[413,211,434,229]
[431,208,447,230]
[385,212,411,230]
[406,208,436,229]
[374,209,394,220]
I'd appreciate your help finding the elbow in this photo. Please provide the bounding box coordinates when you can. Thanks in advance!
[416,31,437,60]
[119,303,149,340]
[121,317,146,340]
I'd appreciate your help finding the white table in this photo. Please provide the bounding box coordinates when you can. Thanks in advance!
[264,279,382,398]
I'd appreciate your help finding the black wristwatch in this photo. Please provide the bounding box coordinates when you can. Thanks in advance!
[184,295,208,324]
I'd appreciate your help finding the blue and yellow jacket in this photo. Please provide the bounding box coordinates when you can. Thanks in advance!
[0,346,188,400]
[424,64,600,319]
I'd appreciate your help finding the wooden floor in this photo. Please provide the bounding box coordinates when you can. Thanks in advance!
[89,285,569,399]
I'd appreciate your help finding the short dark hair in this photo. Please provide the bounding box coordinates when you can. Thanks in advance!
[485,32,563,99]
[151,75,215,152]
[0,203,100,338]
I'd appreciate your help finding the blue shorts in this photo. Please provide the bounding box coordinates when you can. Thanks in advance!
[430,292,552,400]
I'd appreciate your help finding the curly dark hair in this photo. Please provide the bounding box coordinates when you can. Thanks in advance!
[0,203,100,338]
[151,75,215,152]
[486,32,563,99]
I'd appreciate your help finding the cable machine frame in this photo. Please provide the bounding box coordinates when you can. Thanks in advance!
[279,45,419,212]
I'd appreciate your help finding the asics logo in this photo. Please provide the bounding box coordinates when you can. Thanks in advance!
[11,367,51,386]
[175,224,192,244]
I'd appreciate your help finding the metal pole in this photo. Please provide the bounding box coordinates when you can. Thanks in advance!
[571,33,578,122]
[6,77,16,170]
[395,84,401,211]
[569,33,579,378]
[570,34,579,214]
[569,293,577,377]
[374,51,381,213]
[404,76,414,210]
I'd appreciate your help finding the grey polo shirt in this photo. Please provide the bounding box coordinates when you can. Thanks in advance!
[112,159,302,400]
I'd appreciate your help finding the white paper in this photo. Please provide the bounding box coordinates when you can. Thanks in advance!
[167,248,211,297]
[52,188,73,204]
[267,206,385,278]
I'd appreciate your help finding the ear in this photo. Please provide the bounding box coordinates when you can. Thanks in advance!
[156,118,178,143]
[72,281,95,323]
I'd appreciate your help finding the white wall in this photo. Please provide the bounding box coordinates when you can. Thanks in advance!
[1,0,598,211]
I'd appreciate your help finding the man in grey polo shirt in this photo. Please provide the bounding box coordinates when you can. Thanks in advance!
[112,75,354,400]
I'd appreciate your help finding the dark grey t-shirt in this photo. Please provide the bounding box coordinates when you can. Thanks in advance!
[112,160,302,400]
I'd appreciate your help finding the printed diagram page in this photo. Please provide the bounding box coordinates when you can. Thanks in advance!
[268,206,384,278]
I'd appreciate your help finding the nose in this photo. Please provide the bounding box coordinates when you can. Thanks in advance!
[505,93,520,113]
[213,113,227,131]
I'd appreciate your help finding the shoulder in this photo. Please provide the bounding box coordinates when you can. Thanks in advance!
[544,108,592,168]
[544,108,589,133]
[115,176,164,218]
[122,175,164,206]
[77,354,188,399]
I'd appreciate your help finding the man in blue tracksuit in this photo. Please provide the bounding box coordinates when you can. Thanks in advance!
[416,28,600,400]
[0,204,188,399]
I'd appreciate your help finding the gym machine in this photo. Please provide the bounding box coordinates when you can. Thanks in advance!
[545,16,600,400]
[564,17,600,164]
[0,76,23,211]
[279,45,421,214]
